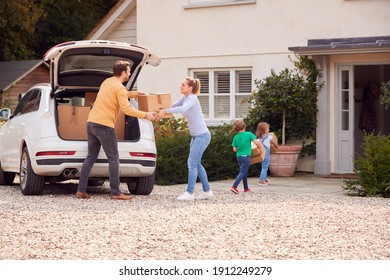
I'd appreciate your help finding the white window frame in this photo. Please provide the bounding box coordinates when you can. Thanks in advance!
[185,0,256,9]
[191,68,253,125]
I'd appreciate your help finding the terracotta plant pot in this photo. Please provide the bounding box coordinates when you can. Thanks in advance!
[269,145,302,177]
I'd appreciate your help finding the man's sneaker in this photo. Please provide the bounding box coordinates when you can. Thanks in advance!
[230,187,239,194]
[258,180,269,186]
[197,190,214,200]
[244,188,251,193]
[177,191,195,201]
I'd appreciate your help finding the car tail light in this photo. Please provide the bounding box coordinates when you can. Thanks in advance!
[36,151,76,156]
[129,152,156,158]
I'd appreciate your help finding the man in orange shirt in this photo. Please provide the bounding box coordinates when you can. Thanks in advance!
[76,60,155,200]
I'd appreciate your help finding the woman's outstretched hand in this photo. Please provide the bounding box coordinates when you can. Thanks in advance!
[155,109,166,120]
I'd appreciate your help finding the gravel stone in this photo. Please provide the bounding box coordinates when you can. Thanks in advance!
[0,178,389,260]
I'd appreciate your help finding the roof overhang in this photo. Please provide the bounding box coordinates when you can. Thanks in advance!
[1,60,49,92]
[289,36,390,56]
[86,0,135,40]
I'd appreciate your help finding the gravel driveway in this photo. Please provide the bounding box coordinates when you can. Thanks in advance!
[1,178,389,260]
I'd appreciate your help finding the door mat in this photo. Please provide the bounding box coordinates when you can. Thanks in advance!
[322,173,357,179]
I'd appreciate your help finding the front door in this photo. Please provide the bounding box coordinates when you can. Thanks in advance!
[336,66,354,173]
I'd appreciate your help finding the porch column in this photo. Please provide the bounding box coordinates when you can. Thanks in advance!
[314,56,332,174]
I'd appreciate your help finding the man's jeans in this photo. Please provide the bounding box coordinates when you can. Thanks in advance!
[187,132,211,194]
[77,122,121,195]
[233,155,251,190]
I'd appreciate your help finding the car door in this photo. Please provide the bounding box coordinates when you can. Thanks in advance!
[1,89,42,171]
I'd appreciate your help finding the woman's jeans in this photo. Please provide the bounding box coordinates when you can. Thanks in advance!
[259,146,271,181]
[77,122,121,195]
[233,155,251,190]
[187,132,211,194]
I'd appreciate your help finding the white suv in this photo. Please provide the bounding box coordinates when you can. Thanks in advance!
[0,40,160,195]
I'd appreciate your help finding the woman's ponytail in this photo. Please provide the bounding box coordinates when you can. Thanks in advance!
[185,77,201,95]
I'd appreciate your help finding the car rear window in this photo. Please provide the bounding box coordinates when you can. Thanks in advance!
[59,55,134,73]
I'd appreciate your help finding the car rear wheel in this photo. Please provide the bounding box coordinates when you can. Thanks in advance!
[20,147,45,195]
[0,162,15,185]
[126,172,155,195]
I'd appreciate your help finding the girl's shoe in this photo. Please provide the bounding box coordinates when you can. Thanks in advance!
[265,178,270,185]
[230,187,239,194]
[244,188,251,192]
[258,180,269,186]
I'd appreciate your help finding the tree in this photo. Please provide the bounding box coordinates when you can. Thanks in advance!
[0,0,119,61]
[33,0,118,58]
[0,0,44,60]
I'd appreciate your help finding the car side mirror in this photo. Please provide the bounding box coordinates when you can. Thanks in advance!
[0,108,11,120]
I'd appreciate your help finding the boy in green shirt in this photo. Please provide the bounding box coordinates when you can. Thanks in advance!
[231,119,261,193]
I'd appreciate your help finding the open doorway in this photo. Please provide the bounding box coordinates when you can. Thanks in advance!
[354,64,390,156]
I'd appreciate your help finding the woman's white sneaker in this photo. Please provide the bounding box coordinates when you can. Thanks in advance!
[177,191,195,201]
[197,190,214,200]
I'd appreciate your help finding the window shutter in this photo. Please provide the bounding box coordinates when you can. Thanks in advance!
[194,71,210,118]
[214,71,230,117]
[236,70,252,93]
[214,71,230,94]
[235,70,252,117]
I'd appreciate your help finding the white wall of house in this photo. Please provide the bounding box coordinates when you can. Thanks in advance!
[136,0,297,97]
[88,1,137,43]
[136,0,389,115]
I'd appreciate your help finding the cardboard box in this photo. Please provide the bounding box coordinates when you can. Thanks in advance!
[137,93,172,117]
[84,92,125,140]
[251,141,261,156]
[250,154,263,165]
[58,106,126,141]
[269,132,278,153]
[250,141,266,165]
[115,111,125,140]
[58,106,90,140]
[84,92,97,107]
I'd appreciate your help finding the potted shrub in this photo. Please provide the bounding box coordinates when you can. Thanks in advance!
[245,56,320,176]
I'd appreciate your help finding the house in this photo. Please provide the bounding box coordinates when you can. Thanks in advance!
[0,60,49,109]
[89,0,390,175]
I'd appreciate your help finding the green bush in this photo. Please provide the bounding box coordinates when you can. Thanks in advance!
[153,117,189,141]
[379,80,390,109]
[155,132,192,185]
[343,133,390,197]
[154,117,190,185]
[155,119,261,185]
